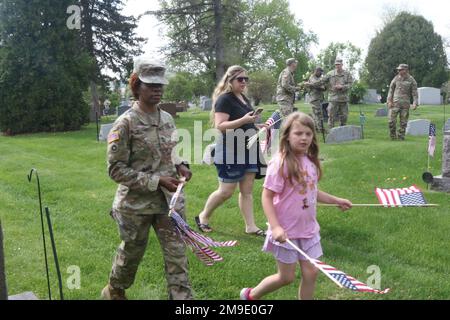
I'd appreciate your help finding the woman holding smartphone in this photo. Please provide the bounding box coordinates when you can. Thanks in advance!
[195,65,267,237]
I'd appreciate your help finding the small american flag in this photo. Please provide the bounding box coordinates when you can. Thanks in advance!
[428,123,436,157]
[375,185,427,207]
[313,259,390,294]
[264,111,282,152]
[286,239,390,294]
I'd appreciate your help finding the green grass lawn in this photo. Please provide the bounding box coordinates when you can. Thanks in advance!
[0,103,449,300]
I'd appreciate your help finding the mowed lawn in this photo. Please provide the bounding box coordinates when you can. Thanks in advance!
[0,103,449,300]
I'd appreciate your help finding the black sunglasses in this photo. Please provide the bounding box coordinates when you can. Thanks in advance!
[235,77,249,83]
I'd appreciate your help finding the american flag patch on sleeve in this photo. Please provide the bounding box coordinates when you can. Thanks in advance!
[108,131,120,144]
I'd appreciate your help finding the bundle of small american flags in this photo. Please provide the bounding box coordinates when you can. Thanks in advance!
[247,110,283,151]
[168,179,237,266]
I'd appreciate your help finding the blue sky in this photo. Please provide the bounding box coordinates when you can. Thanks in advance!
[123,0,450,61]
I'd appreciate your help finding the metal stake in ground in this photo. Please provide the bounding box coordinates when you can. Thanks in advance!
[0,220,7,300]
[45,207,64,300]
[27,169,52,300]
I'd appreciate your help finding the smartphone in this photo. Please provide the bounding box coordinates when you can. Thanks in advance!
[252,108,264,116]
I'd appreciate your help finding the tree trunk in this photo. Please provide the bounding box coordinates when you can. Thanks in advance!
[213,0,225,81]
[89,81,100,122]
[80,0,100,122]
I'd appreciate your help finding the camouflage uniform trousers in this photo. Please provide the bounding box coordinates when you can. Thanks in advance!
[328,101,348,128]
[109,207,193,300]
[388,104,410,140]
[278,100,294,117]
[310,100,325,133]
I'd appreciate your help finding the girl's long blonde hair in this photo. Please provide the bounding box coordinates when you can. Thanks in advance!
[210,65,248,127]
[279,112,322,187]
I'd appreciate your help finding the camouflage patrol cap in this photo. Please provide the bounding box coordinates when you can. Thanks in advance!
[334,58,343,65]
[396,64,409,70]
[286,58,298,66]
[133,56,169,85]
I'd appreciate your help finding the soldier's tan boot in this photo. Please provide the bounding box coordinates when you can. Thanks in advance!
[101,284,127,300]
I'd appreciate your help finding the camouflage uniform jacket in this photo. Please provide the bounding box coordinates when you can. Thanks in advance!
[387,74,418,106]
[321,69,353,102]
[307,74,326,103]
[276,67,297,103]
[107,102,183,215]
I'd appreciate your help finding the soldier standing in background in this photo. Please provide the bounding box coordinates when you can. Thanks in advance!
[387,64,418,140]
[102,56,194,300]
[319,59,353,128]
[303,66,327,133]
[276,58,301,117]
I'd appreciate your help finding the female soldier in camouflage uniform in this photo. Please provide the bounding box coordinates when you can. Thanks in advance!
[101,56,193,300]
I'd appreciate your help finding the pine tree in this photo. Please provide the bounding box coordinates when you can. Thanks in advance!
[78,0,144,120]
[0,0,91,134]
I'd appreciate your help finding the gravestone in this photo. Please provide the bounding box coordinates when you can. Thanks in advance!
[8,292,39,300]
[406,119,430,136]
[364,89,380,104]
[99,123,114,142]
[325,125,362,144]
[304,94,311,104]
[117,100,131,117]
[418,87,441,105]
[176,102,188,113]
[0,221,7,300]
[375,108,388,117]
[444,119,450,132]
[201,98,213,111]
[431,130,450,192]
[160,103,177,117]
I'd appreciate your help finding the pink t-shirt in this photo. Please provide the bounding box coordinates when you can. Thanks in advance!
[263,153,320,239]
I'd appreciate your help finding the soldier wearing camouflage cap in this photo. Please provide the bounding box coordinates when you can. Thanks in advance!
[276,58,301,117]
[102,56,194,300]
[317,59,354,128]
[303,66,327,133]
[387,64,418,140]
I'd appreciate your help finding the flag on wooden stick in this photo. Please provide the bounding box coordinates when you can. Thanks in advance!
[375,185,428,207]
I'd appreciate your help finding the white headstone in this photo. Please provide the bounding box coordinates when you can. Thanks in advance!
[375,108,388,117]
[418,87,441,105]
[444,119,450,132]
[99,123,114,141]
[304,94,311,103]
[201,98,213,111]
[406,119,430,136]
[325,125,362,144]
[363,89,380,104]
[8,292,39,300]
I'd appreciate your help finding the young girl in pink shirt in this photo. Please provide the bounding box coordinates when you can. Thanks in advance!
[241,112,352,300]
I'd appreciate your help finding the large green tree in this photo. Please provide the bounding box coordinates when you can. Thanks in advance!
[316,42,362,75]
[78,0,144,120]
[0,0,91,134]
[149,0,316,86]
[364,12,448,100]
